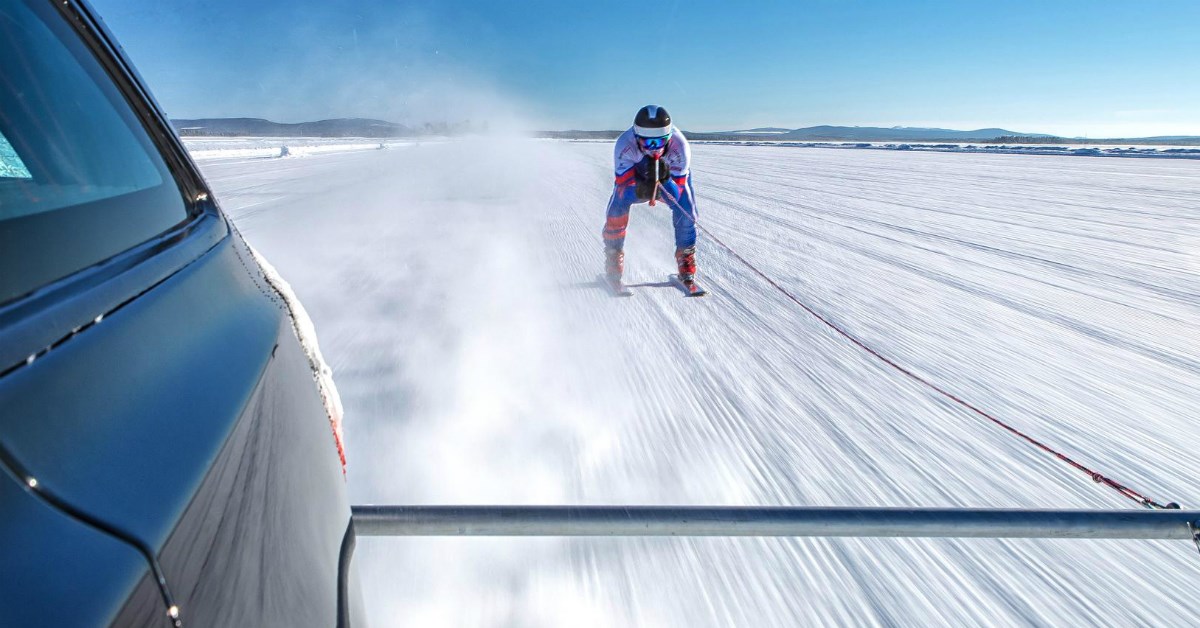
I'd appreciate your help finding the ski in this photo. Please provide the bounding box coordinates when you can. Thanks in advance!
[669,274,708,297]
[598,274,633,297]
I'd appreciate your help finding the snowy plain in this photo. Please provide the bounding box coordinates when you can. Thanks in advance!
[182,137,413,162]
[196,139,1200,626]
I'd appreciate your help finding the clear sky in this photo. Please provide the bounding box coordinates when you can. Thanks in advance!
[91,0,1200,137]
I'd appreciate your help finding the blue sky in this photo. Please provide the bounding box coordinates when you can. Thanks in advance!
[92,0,1200,137]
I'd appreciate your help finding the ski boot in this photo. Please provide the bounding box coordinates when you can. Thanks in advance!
[674,246,697,283]
[605,247,625,282]
[671,246,706,296]
[601,247,631,296]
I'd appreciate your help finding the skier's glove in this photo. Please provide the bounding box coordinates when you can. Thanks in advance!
[634,157,672,200]
[635,177,656,201]
[634,156,672,182]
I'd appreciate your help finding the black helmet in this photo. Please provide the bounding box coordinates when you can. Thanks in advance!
[634,105,671,138]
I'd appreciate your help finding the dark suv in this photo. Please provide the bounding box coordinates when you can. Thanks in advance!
[0,0,363,625]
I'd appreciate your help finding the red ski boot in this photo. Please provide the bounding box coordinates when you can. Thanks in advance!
[671,246,706,296]
[674,246,697,283]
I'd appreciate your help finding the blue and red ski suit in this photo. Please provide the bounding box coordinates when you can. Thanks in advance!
[602,127,697,250]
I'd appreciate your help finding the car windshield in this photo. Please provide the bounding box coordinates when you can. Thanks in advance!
[0,0,189,305]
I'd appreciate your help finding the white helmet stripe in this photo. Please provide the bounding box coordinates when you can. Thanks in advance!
[635,124,672,138]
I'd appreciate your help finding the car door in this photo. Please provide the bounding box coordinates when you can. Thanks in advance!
[0,0,361,625]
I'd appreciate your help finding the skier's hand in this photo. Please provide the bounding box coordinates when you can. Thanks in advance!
[634,156,654,183]
[635,177,656,201]
[635,157,672,183]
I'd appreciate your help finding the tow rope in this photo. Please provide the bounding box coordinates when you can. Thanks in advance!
[655,183,1180,511]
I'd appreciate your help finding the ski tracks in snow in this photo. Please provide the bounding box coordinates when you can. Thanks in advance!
[201,139,1200,626]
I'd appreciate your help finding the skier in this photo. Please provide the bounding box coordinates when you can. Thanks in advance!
[602,105,701,293]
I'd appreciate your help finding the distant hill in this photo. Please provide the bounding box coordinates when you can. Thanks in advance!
[1135,136,1200,142]
[686,127,1199,145]
[537,125,1055,142]
[173,117,416,138]
[700,126,1054,142]
[732,127,792,134]
[172,118,1200,144]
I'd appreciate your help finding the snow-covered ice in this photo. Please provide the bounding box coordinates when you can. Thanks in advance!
[197,139,1200,626]
[182,137,412,162]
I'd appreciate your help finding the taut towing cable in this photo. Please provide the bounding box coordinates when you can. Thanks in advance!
[653,183,1183,513]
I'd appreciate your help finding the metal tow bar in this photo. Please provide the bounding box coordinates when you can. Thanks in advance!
[352,506,1200,541]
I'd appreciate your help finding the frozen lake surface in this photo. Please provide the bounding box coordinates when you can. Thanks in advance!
[198,139,1200,626]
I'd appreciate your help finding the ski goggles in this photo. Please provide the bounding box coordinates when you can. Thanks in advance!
[638,134,670,150]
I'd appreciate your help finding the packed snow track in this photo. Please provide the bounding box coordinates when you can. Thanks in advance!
[197,139,1200,626]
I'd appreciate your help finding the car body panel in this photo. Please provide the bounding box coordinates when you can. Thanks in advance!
[0,466,163,626]
[0,210,227,376]
[0,233,280,549]
[143,306,354,626]
[0,0,362,623]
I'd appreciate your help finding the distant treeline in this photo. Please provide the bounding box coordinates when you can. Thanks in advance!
[985,135,1067,144]
[536,131,1200,146]
[536,131,1018,142]
[985,135,1200,146]
[172,118,1200,145]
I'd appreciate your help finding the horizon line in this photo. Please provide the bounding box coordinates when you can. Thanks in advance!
[169,117,1200,141]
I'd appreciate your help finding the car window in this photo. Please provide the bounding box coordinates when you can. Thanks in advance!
[0,0,190,305]
[0,131,31,180]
